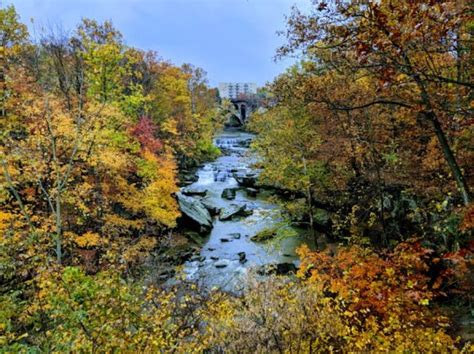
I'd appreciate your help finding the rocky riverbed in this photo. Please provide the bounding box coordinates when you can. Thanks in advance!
[166,128,314,292]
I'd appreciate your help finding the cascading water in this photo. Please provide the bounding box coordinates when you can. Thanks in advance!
[176,128,312,292]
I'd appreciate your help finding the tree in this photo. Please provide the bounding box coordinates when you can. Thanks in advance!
[279,0,472,205]
[1,13,182,267]
[76,19,124,103]
[149,63,219,168]
[0,5,28,116]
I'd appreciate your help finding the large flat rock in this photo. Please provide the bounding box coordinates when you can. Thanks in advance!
[219,203,253,221]
[176,192,213,232]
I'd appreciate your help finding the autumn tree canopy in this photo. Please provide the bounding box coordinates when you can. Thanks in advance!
[1,2,472,352]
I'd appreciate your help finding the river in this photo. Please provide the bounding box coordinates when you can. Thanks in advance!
[177,128,313,292]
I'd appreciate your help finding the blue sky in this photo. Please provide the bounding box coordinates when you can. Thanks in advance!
[5,0,311,87]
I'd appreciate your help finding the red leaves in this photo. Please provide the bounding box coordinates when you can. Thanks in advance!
[130,116,163,154]
[298,239,471,326]
[459,205,474,232]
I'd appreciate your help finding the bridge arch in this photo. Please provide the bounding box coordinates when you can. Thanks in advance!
[231,99,250,125]
[240,104,246,122]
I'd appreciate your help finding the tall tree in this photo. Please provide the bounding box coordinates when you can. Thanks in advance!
[279,0,472,205]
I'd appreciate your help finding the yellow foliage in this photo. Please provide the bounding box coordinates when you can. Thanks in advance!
[204,276,462,353]
[139,152,179,227]
[161,117,179,136]
[0,211,14,232]
[97,148,130,172]
[102,214,145,236]
[122,236,157,264]
[74,231,102,248]
[29,268,210,352]
[109,175,142,213]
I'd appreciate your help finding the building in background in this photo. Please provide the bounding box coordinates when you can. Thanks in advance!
[218,82,257,99]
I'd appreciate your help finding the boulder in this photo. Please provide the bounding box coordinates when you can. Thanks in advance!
[276,263,297,274]
[241,206,254,217]
[257,262,298,275]
[190,255,206,262]
[176,251,194,263]
[237,252,247,263]
[219,204,253,221]
[201,199,220,216]
[250,227,278,242]
[237,138,252,148]
[233,172,257,187]
[176,192,213,232]
[156,269,176,281]
[180,171,199,186]
[182,186,207,197]
[246,188,258,198]
[221,187,237,200]
[220,238,231,242]
[183,231,206,246]
[215,260,229,268]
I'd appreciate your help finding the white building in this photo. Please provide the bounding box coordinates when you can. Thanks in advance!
[218,82,257,100]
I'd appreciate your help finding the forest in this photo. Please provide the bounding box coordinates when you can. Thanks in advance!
[1,1,473,352]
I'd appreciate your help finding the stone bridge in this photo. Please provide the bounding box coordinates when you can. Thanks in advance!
[231,98,251,126]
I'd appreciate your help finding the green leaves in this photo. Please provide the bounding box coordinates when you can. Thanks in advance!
[0,5,28,49]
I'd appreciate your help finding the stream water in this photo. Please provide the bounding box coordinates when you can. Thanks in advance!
[176,129,314,292]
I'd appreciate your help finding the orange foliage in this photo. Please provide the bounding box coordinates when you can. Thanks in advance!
[298,240,472,327]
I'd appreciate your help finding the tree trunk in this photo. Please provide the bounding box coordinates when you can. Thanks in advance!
[0,44,6,117]
[307,193,317,247]
[427,111,471,205]
[302,158,318,247]
[55,192,62,263]
[399,50,471,205]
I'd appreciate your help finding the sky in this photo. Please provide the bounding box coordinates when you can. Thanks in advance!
[4,0,312,87]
